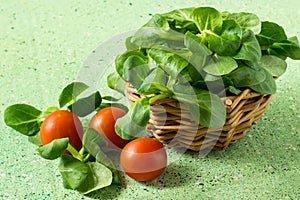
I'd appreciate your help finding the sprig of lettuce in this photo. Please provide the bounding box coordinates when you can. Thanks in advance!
[108,7,300,139]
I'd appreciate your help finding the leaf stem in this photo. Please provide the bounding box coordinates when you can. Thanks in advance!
[82,153,92,163]
[66,143,83,161]
[149,93,170,104]
[79,146,85,155]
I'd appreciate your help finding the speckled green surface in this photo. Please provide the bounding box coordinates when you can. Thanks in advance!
[1,0,299,199]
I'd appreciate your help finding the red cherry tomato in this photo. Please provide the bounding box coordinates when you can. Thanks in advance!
[89,107,129,148]
[40,110,83,150]
[120,138,167,182]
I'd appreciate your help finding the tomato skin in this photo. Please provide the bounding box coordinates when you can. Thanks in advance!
[120,138,167,182]
[89,107,129,149]
[40,110,83,150]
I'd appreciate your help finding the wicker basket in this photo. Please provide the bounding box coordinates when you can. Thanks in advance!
[125,83,272,151]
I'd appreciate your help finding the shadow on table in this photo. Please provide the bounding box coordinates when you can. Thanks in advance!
[84,182,123,199]
[84,162,191,199]
[145,162,192,188]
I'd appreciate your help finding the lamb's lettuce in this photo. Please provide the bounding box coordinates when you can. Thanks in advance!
[108,6,300,134]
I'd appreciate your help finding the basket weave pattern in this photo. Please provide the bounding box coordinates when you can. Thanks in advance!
[126,84,272,151]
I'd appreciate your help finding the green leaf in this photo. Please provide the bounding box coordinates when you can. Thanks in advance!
[59,154,90,192]
[250,68,276,94]
[162,7,195,23]
[130,14,184,48]
[43,106,59,117]
[203,75,233,94]
[95,151,120,184]
[260,55,287,77]
[131,27,185,49]
[114,98,150,140]
[228,65,266,87]
[184,31,212,70]
[83,162,113,194]
[204,73,221,82]
[38,138,69,160]
[234,30,262,64]
[143,14,170,28]
[177,65,193,83]
[28,132,42,146]
[130,98,150,127]
[101,96,122,102]
[256,21,287,46]
[4,104,42,136]
[192,7,223,33]
[82,128,108,157]
[163,8,198,31]
[226,12,261,34]
[115,115,148,140]
[58,154,113,194]
[115,50,147,77]
[173,87,226,128]
[59,82,89,108]
[184,31,212,54]
[96,103,128,113]
[68,91,102,117]
[123,55,150,89]
[228,86,242,95]
[83,128,120,184]
[185,64,205,83]
[125,36,139,51]
[205,20,242,56]
[107,72,126,95]
[268,37,300,60]
[137,67,170,95]
[203,54,238,76]
[148,48,189,79]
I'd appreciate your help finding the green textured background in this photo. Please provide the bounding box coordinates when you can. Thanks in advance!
[1,0,299,199]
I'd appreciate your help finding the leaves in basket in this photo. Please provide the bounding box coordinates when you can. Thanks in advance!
[205,19,242,56]
[161,7,197,33]
[192,7,223,33]
[107,72,126,95]
[115,98,150,140]
[250,68,277,94]
[184,31,212,71]
[234,30,262,66]
[172,85,226,128]
[203,54,238,76]
[108,6,300,130]
[130,14,184,48]
[123,55,150,89]
[256,21,287,47]
[137,67,170,95]
[115,49,147,77]
[260,55,287,77]
[148,48,189,79]
[228,65,266,87]
[225,12,261,34]
[267,36,300,60]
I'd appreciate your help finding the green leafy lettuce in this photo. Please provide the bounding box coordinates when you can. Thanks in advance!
[107,6,300,139]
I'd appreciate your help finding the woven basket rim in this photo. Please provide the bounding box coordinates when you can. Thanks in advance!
[125,82,270,108]
[125,82,273,151]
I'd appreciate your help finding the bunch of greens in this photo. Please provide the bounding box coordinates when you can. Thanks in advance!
[108,7,300,139]
[4,82,125,194]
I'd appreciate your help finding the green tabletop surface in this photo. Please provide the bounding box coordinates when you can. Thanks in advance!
[1,0,299,199]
